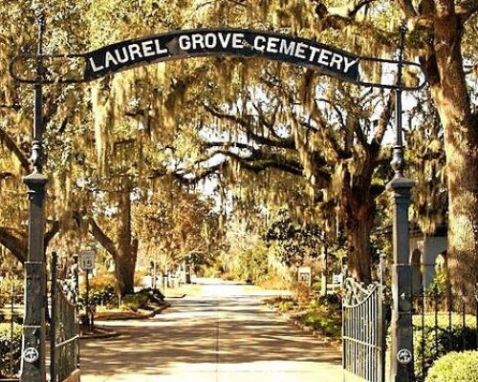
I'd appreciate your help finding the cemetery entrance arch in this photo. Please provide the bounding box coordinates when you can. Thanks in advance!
[9,21,426,382]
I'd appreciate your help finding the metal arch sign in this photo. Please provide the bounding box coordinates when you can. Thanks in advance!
[85,29,360,82]
[9,28,427,90]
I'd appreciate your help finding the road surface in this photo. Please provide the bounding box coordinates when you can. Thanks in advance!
[81,279,346,382]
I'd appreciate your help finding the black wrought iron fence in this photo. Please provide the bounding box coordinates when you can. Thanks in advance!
[412,285,478,382]
[0,279,22,382]
[50,252,80,382]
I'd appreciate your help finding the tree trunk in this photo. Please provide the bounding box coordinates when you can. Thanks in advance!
[341,171,375,283]
[426,4,478,296]
[344,203,374,283]
[114,185,138,296]
[113,245,137,297]
[89,184,139,297]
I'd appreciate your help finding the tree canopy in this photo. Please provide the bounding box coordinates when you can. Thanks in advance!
[0,0,477,293]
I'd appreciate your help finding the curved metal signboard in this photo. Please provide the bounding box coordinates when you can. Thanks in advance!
[10,28,426,90]
[86,29,360,82]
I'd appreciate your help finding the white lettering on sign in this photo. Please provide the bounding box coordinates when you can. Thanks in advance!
[128,44,143,61]
[179,35,191,50]
[254,35,267,52]
[142,40,155,57]
[219,33,232,47]
[267,37,280,53]
[232,33,244,49]
[294,42,307,60]
[248,35,358,74]
[280,39,296,55]
[343,57,359,73]
[86,31,360,80]
[178,32,246,51]
[89,38,169,73]
[104,51,118,67]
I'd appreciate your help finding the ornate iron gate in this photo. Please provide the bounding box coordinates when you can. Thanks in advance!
[50,252,80,382]
[343,278,386,382]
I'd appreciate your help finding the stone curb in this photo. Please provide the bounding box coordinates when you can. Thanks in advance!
[92,302,171,322]
[165,293,187,299]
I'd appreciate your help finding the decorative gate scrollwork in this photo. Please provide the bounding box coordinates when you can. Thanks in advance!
[343,277,386,382]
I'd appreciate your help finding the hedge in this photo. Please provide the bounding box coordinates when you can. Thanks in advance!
[425,351,478,382]
[413,314,477,379]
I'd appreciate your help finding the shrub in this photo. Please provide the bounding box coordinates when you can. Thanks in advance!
[87,273,116,291]
[79,273,117,308]
[278,301,294,312]
[413,314,477,378]
[300,309,341,337]
[425,351,478,382]
[317,293,342,310]
[79,285,117,308]
[0,323,21,377]
[309,299,319,309]
[293,283,313,306]
[121,293,149,311]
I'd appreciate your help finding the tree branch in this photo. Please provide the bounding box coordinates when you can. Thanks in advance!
[251,102,287,141]
[203,104,296,149]
[353,118,368,148]
[302,118,350,160]
[0,127,30,172]
[220,150,305,176]
[202,141,256,152]
[88,218,118,258]
[44,220,60,247]
[0,227,27,263]
[349,0,377,17]
[397,0,418,18]
[370,94,394,150]
[0,221,61,264]
[456,0,478,22]
[314,3,395,44]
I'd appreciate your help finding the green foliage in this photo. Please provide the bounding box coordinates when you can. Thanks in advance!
[425,269,448,296]
[121,293,149,311]
[0,323,21,377]
[79,274,117,308]
[270,292,341,338]
[236,244,269,283]
[119,288,165,312]
[265,210,324,267]
[220,217,271,283]
[413,314,478,378]
[298,292,342,337]
[425,351,478,382]
[299,309,341,337]
[278,300,295,312]
[0,276,23,307]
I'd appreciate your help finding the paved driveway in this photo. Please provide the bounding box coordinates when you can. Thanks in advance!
[81,279,346,382]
